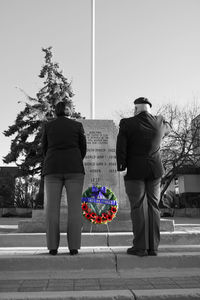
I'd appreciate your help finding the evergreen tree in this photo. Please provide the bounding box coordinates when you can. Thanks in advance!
[3,46,83,177]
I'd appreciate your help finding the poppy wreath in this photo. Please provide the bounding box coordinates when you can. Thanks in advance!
[81,185,118,224]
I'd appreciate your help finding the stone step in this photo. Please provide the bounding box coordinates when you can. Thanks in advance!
[1,246,200,273]
[1,246,200,299]
[18,217,175,232]
[1,231,200,248]
[1,289,200,300]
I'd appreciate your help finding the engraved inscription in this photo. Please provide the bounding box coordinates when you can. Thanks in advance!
[86,131,109,145]
[81,122,118,187]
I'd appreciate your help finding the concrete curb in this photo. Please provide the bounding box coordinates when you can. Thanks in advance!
[1,289,200,300]
[0,250,200,272]
[0,253,116,272]
[133,288,200,299]
[1,231,200,247]
[1,267,200,280]
[0,290,134,300]
[116,252,200,271]
[109,231,200,246]
[17,217,174,233]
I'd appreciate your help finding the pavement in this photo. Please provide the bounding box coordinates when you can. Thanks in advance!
[0,216,200,299]
[0,271,200,299]
[1,248,200,300]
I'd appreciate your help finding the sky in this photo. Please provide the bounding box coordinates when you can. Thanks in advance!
[0,0,200,165]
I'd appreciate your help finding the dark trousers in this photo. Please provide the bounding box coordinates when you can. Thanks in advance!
[125,178,161,251]
[44,173,84,251]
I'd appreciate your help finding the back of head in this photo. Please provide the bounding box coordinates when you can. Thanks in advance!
[133,97,152,116]
[55,101,72,117]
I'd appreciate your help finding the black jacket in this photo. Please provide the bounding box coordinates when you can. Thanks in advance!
[116,112,170,180]
[42,116,87,176]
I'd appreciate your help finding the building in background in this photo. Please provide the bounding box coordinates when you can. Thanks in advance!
[162,114,200,216]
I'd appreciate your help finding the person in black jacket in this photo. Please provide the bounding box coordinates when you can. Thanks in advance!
[42,101,86,256]
[116,97,170,256]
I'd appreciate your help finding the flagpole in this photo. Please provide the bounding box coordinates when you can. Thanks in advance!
[91,0,95,119]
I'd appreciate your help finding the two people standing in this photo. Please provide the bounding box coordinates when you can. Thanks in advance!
[42,97,170,256]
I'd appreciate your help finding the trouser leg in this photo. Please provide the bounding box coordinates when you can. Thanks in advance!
[146,178,161,251]
[125,180,149,250]
[44,174,63,250]
[64,173,84,250]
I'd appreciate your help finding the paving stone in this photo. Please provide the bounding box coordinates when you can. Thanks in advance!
[0,280,22,287]
[99,278,123,284]
[48,279,73,286]
[74,286,100,291]
[18,287,46,292]
[152,284,179,289]
[152,278,174,283]
[176,282,200,288]
[74,279,99,284]
[0,287,18,292]
[46,286,74,291]
[21,279,48,287]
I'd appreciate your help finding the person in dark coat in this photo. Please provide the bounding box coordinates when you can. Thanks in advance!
[42,101,86,256]
[116,97,171,256]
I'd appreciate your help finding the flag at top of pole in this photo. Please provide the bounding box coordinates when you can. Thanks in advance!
[91,0,95,119]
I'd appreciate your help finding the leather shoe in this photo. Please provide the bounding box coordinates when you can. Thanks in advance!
[70,249,78,255]
[127,247,148,257]
[49,249,57,255]
[148,250,158,256]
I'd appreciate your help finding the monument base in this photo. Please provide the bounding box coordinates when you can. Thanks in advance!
[18,209,175,232]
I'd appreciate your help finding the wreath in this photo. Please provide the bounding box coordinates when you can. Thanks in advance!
[81,185,118,224]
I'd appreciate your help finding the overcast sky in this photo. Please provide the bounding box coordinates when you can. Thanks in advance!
[0,0,200,165]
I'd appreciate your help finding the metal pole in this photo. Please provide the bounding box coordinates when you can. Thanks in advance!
[91,0,95,119]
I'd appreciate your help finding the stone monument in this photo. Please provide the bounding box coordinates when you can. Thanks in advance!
[80,119,128,208]
[79,120,129,231]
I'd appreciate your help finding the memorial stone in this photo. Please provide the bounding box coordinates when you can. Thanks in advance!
[80,119,128,209]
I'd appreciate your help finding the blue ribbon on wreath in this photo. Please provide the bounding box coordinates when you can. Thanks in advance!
[91,186,106,199]
[82,197,117,206]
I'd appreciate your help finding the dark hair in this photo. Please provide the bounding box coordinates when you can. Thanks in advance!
[55,102,66,117]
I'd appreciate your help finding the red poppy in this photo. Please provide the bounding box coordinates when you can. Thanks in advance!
[85,213,91,220]
[95,216,102,224]
[82,203,88,211]
[107,214,114,221]
[90,212,97,219]
[111,206,117,214]
[102,213,108,220]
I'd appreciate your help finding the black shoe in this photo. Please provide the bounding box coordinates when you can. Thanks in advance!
[49,249,57,255]
[70,249,78,255]
[148,250,158,256]
[127,247,148,257]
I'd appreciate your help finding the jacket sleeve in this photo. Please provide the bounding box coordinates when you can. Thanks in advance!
[116,119,127,171]
[41,122,48,157]
[79,123,87,159]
